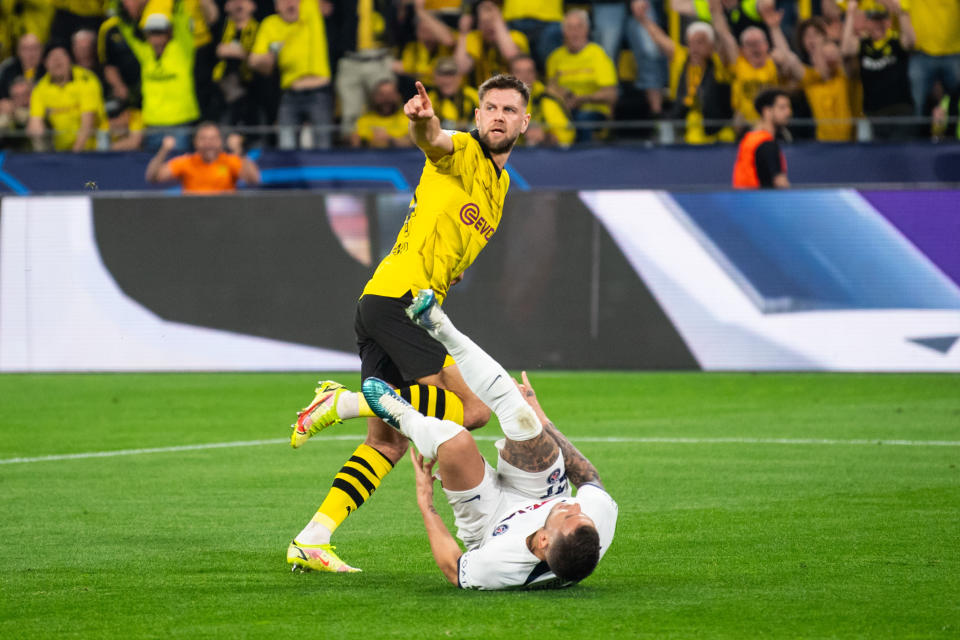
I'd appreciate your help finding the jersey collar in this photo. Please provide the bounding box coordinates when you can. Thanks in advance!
[470,129,502,178]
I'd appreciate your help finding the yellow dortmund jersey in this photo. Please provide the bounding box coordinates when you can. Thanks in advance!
[362,130,510,304]
[502,0,564,22]
[730,55,779,123]
[902,0,960,57]
[355,109,410,147]
[120,6,198,126]
[802,66,853,142]
[252,0,330,89]
[29,65,104,150]
[545,43,618,116]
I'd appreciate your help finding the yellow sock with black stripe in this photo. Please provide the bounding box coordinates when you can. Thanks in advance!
[398,384,464,425]
[311,444,394,533]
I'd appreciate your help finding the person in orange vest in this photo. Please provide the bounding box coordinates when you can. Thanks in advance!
[732,87,791,189]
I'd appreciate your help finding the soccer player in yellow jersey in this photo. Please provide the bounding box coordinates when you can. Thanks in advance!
[285,74,531,574]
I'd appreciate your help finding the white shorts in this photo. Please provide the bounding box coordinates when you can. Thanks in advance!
[442,439,571,550]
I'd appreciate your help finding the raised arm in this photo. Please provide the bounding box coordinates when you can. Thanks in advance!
[484,3,521,62]
[416,6,456,48]
[405,81,454,161]
[709,0,739,66]
[632,0,676,60]
[454,14,476,76]
[840,0,860,58]
[883,0,914,50]
[145,135,177,183]
[761,1,804,81]
[227,133,261,185]
[516,372,603,490]
[199,0,219,25]
[410,450,461,585]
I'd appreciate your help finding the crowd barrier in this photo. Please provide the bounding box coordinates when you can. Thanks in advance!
[1,189,957,372]
[1,141,959,194]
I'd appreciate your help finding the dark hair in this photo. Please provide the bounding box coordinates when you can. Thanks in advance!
[545,525,601,584]
[795,17,827,61]
[754,88,788,117]
[478,73,530,106]
[43,42,71,61]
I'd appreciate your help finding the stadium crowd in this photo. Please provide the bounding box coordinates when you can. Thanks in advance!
[0,0,958,152]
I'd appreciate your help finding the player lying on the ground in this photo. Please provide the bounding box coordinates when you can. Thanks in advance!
[360,289,618,589]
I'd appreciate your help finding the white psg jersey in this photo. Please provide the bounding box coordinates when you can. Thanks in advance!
[457,484,618,590]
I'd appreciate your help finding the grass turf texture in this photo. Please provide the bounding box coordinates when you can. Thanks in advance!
[1,372,958,639]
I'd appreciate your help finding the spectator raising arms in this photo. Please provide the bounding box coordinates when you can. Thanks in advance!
[145,122,260,193]
[118,9,200,151]
[711,0,781,129]
[841,0,915,140]
[763,2,853,142]
[634,1,734,144]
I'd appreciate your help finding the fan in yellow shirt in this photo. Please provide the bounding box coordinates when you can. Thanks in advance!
[710,1,782,127]
[545,9,618,142]
[249,0,332,148]
[27,44,104,151]
[350,78,413,148]
[283,76,532,575]
[899,0,960,115]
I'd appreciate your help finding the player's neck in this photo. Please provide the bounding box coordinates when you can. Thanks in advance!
[755,120,776,136]
[489,147,513,171]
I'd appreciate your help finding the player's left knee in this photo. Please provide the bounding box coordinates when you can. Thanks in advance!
[462,402,492,430]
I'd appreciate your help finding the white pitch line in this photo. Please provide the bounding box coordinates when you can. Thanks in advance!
[1,435,959,466]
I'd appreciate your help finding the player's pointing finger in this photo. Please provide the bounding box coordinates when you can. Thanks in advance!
[415,81,431,105]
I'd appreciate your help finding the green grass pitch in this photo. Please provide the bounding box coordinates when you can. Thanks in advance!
[1,372,958,638]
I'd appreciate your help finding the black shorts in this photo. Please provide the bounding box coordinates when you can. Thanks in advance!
[355,292,449,387]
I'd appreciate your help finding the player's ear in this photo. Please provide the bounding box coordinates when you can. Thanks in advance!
[520,112,530,134]
[535,529,551,553]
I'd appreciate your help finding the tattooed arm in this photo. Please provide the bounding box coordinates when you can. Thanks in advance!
[410,450,462,585]
[515,371,604,490]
